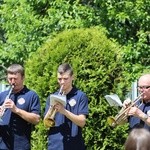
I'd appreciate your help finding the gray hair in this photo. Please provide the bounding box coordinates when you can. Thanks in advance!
[7,64,25,77]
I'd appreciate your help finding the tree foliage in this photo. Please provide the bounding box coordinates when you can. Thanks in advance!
[0,0,149,70]
[0,0,100,66]
[0,0,46,66]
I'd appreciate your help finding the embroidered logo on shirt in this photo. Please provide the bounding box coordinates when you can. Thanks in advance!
[69,99,76,107]
[147,110,150,117]
[18,98,25,105]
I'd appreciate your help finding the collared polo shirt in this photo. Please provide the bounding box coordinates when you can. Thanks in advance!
[0,86,40,150]
[44,86,89,150]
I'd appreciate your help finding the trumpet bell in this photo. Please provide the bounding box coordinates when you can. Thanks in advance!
[107,115,128,127]
[44,107,57,128]
[107,116,117,127]
[44,118,55,128]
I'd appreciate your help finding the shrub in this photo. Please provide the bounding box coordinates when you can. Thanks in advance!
[25,27,129,150]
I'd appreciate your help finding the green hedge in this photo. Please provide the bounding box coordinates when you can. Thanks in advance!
[25,27,130,150]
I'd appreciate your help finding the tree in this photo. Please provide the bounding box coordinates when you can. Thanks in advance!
[0,0,100,66]
[0,0,149,71]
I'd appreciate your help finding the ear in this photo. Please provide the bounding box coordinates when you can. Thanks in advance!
[22,75,25,80]
[72,74,75,81]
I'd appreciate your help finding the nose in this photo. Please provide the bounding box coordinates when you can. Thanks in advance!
[139,88,144,94]
[60,79,65,84]
[10,78,15,85]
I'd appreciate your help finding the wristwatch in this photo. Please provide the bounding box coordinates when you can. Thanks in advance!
[143,114,148,121]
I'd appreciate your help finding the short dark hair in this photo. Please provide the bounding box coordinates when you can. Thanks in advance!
[57,63,73,76]
[7,64,25,77]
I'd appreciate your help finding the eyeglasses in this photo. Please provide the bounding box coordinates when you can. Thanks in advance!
[137,86,150,89]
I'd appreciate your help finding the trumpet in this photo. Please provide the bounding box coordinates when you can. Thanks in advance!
[107,93,143,127]
[0,84,14,121]
[44,85,66,128]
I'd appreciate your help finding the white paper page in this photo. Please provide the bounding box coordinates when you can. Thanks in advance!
[50,94,66,106]
[104,94,123,107]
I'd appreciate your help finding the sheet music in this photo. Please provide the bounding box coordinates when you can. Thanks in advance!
[104,94,123,107]
[50,94,66,106]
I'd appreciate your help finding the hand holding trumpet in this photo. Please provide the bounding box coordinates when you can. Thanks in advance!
[0,99,18,114]
[53,101,65,114]
[43,86,67,128]
[122,97,144,118]
[0,85,14,119]
[107,93,143,127]
[122,98,132,108]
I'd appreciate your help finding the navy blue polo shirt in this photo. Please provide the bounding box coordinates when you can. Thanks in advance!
[0,86,41,150]
[129,101,150,131]
[44,86,89,150]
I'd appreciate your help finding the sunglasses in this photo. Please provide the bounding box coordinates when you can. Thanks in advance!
[137,86,150,89]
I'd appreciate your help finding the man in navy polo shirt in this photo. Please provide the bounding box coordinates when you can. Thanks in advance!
[0,64,41,150]
[44,63,89,150]
[123,74,150,131]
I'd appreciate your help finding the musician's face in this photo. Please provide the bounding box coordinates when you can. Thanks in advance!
[57,71,74,94]
[138,76,150,101]
[7,73,24,92]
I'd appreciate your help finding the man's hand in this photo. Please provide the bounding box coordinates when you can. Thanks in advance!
[3,99,19,113]
[123,98,131,108]
[54,102,65,114]
[127,106,143,117]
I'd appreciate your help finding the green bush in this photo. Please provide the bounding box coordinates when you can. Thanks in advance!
[25,27,130,150]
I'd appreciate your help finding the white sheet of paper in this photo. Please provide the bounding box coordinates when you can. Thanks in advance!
[50,94,66,106]
[104,94,123,107]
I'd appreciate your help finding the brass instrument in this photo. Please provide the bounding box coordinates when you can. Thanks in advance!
[107,93,143,127]
[44,86,66,128]
[0,84,14,121]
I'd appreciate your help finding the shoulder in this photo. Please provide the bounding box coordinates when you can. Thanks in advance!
[23,86,39,98]
[72,87,88,99]
[75,86,87,94]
